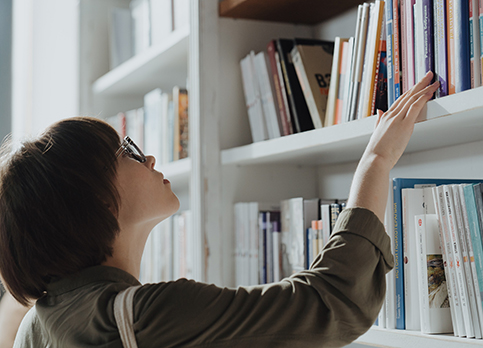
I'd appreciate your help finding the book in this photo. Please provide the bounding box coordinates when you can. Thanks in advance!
[341,36,356,123]
[291,39,334,129]
[125,108,144,150]
[433,185,462,336]
[131,0,151,55]
[443,185,475,337]
[414,214,453,334]
[373,20,388,114]
[326,37,349,127]
[453,0,472,92]
[240,52,269,143]
[434,0,449,97]
[267,40,293,136]
[276,39,314,133]
[150,0,173,46]
[360,0,385,118]
[447,0,456,94]
[173,86,188,160]
[173,0,190,30]
[348,3,370,122]
[385,0,396,107]
[392,0,402,101]
[455,184,483,337]
[385,182,396,329]
[143,88,164,166]
[417,0,435,84]
[336,39,353,124]
[253,51,282,139]
[470,0,482,88]
[108,7,133,69]
[401,0,416,92]
[464,184,483,335]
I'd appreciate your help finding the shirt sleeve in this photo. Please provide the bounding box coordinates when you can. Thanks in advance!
[133,207,394,348]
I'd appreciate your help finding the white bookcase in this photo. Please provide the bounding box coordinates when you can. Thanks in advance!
[79,0,483,346]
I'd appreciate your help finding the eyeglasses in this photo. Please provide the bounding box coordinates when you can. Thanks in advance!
[115,136,146,163]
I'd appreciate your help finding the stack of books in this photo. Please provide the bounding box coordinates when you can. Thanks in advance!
[109,0,190,69]
[233,198,346,286]
[106,86,189,166]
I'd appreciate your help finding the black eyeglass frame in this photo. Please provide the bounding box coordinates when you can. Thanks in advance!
[115,136,147,163]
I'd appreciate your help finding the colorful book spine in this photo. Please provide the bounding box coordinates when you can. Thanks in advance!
[434,0,449,97]
[386,0,395,107]
[267,41,292,136]
[422,0,435,84]
[454,0,471,92]
[470,0,482,88]
[447,0,456,94]
[393,0,402,101]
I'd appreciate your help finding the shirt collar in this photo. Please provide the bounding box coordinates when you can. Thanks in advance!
[46,265,141,296]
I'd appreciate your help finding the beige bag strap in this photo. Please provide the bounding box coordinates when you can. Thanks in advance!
[114,285,142,348]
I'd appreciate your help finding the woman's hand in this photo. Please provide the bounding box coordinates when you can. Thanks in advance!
[346,71,439,222]
[362,71,440,169]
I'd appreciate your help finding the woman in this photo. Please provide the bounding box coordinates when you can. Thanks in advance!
[1,72,438,347]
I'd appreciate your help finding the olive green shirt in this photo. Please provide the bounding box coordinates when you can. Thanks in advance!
[14,207,394,348]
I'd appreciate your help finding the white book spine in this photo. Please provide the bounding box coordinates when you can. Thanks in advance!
[402,188,424,330]
[415,214,453,334]
[254,51,282,139]
[249,202,260,286]
[444,185,474,337]
[454,185,483,337]
[434,186,461,336]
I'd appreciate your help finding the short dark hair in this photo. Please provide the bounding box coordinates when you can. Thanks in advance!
[0,117,121,306]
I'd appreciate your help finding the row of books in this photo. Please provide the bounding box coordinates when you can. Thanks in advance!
[140,210,193,284]
[240,0,483,144]
[233,198,346,287]
[378,178,483,340]
[106,86,189,165]
[109,0,189,69]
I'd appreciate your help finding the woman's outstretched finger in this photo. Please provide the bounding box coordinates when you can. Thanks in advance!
[387,71,434,116]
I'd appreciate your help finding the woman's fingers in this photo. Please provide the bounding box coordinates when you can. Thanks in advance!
[386,71,435,117]
[398,80,439,122]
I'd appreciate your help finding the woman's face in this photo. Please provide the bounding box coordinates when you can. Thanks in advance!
[115,152,180,229]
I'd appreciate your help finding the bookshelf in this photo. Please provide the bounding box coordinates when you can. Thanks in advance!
[92,25,189,97]
[80,0,483,347]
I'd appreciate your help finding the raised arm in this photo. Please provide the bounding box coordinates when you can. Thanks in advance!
[346,71,440,222]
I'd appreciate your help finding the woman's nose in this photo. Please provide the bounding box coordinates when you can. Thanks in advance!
[144,155,156,170]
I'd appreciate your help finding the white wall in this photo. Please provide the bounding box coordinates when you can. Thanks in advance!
[12,0,79,141]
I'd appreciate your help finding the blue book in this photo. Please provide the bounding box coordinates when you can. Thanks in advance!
[454,0,471,92]
[385,0,395,107]
[392,178,481,330]
[463,184,483,316]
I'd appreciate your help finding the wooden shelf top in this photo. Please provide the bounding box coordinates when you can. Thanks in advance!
[219,0,364,24]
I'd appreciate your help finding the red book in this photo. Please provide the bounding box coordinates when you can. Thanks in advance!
[393,0,402,99]
[267,40,293,135]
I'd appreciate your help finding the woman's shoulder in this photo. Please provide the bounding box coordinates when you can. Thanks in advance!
[13,307,49,348]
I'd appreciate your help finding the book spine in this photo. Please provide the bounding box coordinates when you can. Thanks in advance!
[326,37,343,127]
[406,0,417,90]
[393,179,405,329]
[393,0,402,101]
[458,185,483,336]
[291,47,323,129]
[386,0,396,107]
[480,0,483,85]
[422,0,435,84]
[452,186,482,338]
[434,0,449,97]
[444,185,474,337]
[454,0,472,92]
[400,0,408,93]
[447,0,456,94]
[336,41,349,124]
[372,34,388,115]
[434,186,462,336]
